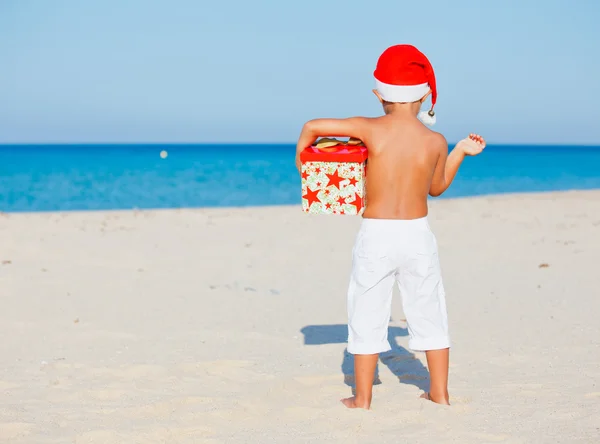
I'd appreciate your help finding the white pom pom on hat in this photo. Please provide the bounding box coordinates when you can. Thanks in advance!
[418,110,436,126]
[374,44,438,125]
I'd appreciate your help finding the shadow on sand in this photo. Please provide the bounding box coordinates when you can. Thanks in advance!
[300,323,429,394]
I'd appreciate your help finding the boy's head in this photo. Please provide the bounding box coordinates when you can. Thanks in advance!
[373,45,437,125]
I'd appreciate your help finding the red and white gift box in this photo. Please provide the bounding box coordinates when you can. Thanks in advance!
[300,141,367,215]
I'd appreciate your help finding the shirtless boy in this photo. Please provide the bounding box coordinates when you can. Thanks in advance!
[295,44,486,409]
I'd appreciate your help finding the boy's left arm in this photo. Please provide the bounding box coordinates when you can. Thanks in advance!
[295,118,368,171]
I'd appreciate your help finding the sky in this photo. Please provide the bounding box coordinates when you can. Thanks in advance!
[1,0,599,145]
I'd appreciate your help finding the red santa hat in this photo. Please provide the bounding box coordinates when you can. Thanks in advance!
[374,44,438,125]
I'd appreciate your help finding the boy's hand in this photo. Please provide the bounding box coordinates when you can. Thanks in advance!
[456,133,486,156]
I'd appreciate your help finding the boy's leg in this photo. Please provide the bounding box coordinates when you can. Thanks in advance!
[344,224,395,409]
[396,226,451,405]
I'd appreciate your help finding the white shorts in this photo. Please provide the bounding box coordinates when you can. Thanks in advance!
[347,217,450,354]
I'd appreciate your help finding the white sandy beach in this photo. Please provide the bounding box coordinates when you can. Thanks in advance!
[1,191,599,443]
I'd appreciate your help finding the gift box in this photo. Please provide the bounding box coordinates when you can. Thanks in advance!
[300,138,368,215]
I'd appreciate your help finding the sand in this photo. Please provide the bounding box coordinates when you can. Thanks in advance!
[1,190,599,443]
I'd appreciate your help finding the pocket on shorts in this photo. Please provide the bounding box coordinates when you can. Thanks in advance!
[354,229,389,273]
[408,230,439,278]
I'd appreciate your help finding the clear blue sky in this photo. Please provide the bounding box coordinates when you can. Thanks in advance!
[1,0,599,145]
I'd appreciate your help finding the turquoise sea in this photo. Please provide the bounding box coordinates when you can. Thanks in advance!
[1,144,600,212]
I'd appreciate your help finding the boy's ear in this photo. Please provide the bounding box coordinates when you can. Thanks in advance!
[372,89,384,104]
[419,89,432,103]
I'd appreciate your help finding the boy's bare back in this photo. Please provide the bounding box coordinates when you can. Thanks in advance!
[357,114,444,219]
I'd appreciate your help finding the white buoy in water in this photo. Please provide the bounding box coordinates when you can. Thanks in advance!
[160,150,168,159]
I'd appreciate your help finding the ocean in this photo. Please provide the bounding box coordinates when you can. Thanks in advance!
[1,144,600,212]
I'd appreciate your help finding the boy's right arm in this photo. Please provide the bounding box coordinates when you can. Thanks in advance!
[429,134,486,197]
[295,117,369,171]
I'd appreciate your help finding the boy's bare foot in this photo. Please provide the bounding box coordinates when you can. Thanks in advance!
[341,396,371,409]
[420,392,450,405]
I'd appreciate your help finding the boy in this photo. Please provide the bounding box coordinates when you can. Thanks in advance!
[295,44,485,409]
